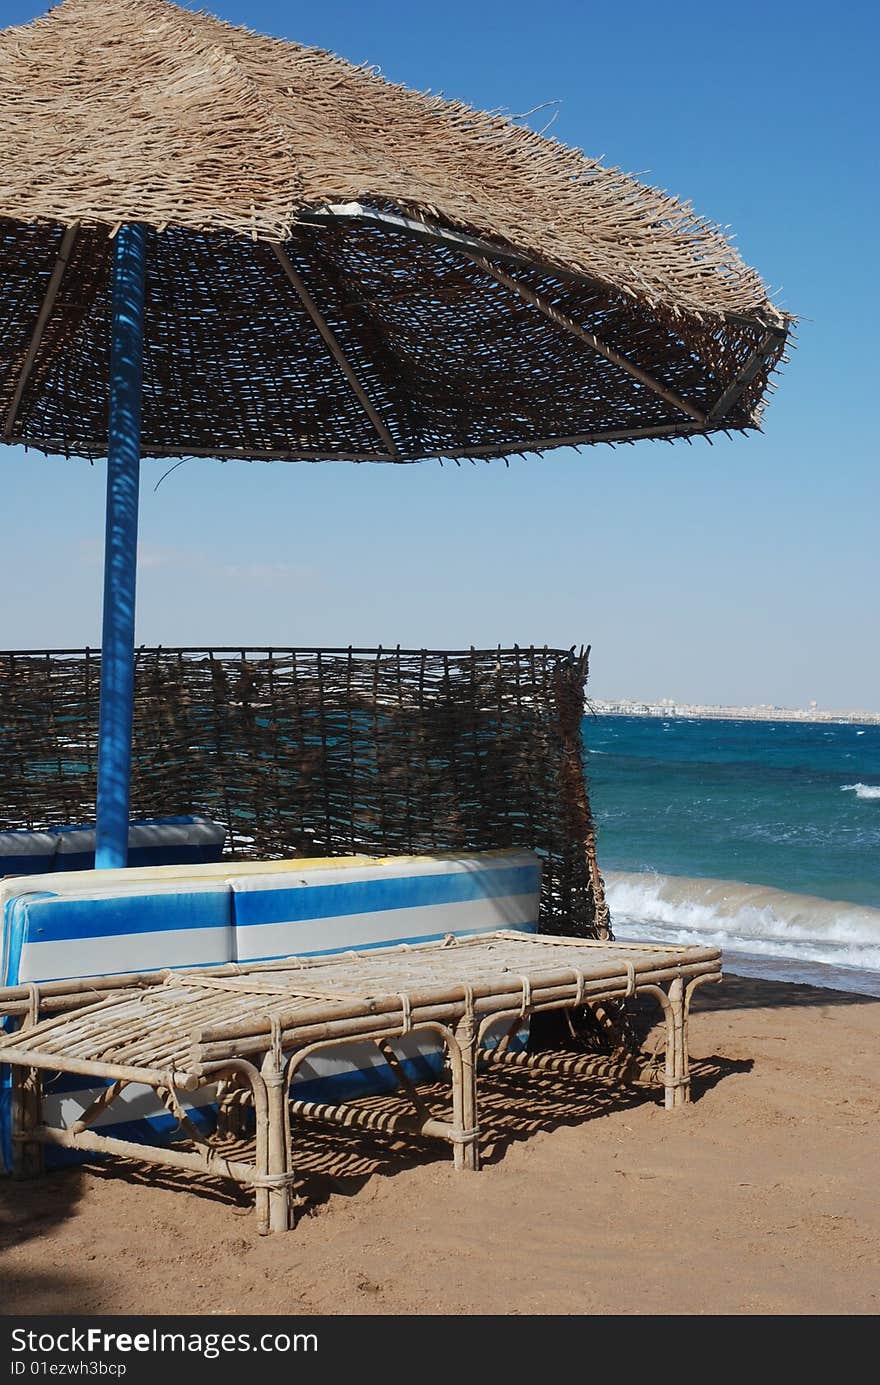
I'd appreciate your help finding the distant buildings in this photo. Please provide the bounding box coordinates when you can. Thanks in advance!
[588,698,880,725]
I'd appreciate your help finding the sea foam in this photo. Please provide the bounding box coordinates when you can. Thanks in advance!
[605,870,880,983]
[841,782,880,800]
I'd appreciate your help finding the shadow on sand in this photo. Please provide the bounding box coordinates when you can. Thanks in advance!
[0,1167,110,1313]
[29,1049,750,1227]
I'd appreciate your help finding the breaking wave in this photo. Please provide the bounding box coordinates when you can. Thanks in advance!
[605,870,880,987]
[842,783,880,800]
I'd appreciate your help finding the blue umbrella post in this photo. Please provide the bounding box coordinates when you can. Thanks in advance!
[95,226,146,869]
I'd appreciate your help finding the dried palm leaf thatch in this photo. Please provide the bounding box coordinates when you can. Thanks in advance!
[0,0,790,462]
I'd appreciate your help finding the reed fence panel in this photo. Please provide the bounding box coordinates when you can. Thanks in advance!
[0,645,608,938]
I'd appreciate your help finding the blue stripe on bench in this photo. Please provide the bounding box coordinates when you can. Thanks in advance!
[232,863,541,929]
[16,890,233,945]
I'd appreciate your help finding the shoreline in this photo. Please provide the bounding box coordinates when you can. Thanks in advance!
[707,951,880,1000]
[588,699,880,726]
[613,930,880,1001]
[603,870,880,998]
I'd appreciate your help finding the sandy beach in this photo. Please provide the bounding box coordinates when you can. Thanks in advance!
[1,971,877,1317]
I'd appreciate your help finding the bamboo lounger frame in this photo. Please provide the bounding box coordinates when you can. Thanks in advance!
[0,932,721,1233]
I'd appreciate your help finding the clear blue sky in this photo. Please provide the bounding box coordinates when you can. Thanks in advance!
[2,0,877,709]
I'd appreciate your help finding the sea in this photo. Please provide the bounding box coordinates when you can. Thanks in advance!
[583,714,880,997]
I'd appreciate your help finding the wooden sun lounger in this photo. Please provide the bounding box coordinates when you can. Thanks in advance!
[0,932,722,1233]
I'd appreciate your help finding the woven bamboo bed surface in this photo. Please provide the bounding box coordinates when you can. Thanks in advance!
[0,0,789,460]
[0,932,721,1075]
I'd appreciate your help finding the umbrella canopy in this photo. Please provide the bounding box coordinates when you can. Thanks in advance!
[1,0,788,462]
[0,0,791,868]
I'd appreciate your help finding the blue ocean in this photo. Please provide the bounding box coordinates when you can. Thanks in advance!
[583,715,880,996]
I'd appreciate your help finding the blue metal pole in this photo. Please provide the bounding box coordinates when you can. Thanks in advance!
[95,224,147,870]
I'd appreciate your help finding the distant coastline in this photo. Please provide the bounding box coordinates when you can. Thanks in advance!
[588,698,880,726]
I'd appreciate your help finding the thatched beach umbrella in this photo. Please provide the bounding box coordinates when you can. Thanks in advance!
[0,0,789,867]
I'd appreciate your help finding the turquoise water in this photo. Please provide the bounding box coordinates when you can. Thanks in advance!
[582,715,880,994]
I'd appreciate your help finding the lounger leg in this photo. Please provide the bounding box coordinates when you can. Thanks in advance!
[12,1065,44,1179]
[680,972,721,1105]
[261,1051,293,1233]
[645,983,682,1112]
[641,979,700,1110]
[249,1069,271,1236]
[668,977,688,1108]
[452,1014,480,1172]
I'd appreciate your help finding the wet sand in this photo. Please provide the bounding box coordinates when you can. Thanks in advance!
[2,973,878,1316]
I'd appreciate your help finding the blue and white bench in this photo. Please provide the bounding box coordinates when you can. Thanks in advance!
[0,849,541,1171]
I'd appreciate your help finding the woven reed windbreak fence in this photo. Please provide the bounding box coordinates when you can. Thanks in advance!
[0,645,608,939]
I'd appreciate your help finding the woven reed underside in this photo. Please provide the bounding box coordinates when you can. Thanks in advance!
[0,217,784,462]
[0,646,607,939]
